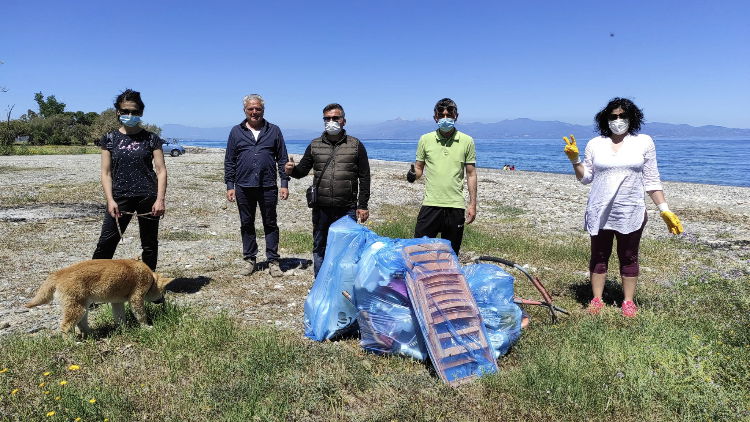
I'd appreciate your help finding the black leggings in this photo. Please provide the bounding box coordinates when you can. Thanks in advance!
[92,196,160,270]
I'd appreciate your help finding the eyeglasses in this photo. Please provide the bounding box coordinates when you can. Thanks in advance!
[119,108,143,116]
[435,105,457,114]
[323,116,343,122]
[244,107,263,112]
[608,112,628,121]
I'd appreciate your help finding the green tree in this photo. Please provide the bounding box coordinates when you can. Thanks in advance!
[88,108,119,143]
[88,108,161,143]
[34,92,66,117]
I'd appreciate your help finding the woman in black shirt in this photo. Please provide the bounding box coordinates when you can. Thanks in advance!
[92,89,167,270]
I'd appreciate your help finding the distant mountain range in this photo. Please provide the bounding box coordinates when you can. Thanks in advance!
[162,119,750,141]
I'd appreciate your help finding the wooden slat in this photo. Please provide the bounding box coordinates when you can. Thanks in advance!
[436,326,482,340]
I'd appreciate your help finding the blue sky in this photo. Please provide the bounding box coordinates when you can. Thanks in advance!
[2,0,748,130]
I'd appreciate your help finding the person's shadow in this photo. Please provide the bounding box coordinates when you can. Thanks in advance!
[569,279,624,307]
[166,276,211,293]
[257,257,313,272]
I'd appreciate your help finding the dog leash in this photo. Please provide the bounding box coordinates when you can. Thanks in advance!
[115,211,160,243]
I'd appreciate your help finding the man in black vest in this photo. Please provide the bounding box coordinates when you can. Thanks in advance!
[285,103,371,276]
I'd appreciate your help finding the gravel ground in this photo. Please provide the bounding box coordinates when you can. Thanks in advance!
[1,147,748,336]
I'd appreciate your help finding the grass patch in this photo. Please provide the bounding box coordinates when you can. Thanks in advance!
[484,202,526,218]
[199,173,225,183]
[0,165,40,173]
[2,280,748,421]
[281,231,313,254]
[161,230,208,241]
[1,182,101,206]
[2,145,100,155]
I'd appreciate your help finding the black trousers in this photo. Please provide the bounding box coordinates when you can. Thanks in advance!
[414,205,466,255]
[235,186,280,262]
[92,196,159,270]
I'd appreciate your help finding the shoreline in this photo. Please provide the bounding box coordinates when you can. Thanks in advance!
[1,151,748,335]
[181,145,750,189]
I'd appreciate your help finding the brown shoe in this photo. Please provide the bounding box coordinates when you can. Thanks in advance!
[241,258,256,276]
[268,260,283,278]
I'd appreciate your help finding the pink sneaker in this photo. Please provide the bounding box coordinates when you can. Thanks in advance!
[588,297,605,315]
[621,300,638,317]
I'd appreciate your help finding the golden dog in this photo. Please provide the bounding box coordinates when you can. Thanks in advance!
[26,259,173,335]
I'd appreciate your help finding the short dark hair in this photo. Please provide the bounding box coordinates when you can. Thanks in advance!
[434,98,458,114]
[594,97,644,137]
[114,89,145,112]
[323,103,345,118]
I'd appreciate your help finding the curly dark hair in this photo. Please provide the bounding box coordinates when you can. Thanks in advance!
[114,89,145,112]
[594,97,644,137]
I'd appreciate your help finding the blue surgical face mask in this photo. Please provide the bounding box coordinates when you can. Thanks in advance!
[119,115,142,127]
[437,117,455,132]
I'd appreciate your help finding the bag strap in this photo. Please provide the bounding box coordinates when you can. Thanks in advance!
[314,141,342,189]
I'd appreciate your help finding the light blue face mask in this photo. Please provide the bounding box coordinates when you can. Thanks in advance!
[119,115,142,127]
[437,117,455,132]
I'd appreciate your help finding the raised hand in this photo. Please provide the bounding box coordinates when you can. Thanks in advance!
[406,164,416,183]
[660,211,684,235]
[284,156,295,175]
[563,134,580,163]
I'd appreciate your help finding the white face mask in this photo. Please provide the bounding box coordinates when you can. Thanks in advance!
[325,121,342,136]
[608,118,629,135]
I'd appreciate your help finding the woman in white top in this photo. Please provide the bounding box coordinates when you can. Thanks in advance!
[562,98,683,317]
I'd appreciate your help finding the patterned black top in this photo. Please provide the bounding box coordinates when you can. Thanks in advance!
[100,130,164,198]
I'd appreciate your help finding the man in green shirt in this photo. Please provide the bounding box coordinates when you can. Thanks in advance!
[406,98,477,255]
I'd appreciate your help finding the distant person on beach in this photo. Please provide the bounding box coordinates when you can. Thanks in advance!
[224,94,289,277]
[284,103,371,276]
[563,97,683,318]
[92,89,167,271]
[406,98,477,255]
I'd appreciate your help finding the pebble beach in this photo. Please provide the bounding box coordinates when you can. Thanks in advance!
[1,148,748,336]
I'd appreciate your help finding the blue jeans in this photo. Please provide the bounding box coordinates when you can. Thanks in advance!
[235,186,280,262]
[312,206,356,276]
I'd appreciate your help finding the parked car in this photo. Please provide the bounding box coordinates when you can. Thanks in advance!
[162,139,185,157]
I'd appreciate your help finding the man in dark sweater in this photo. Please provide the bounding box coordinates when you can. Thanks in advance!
[284,103,370,276]
[224,94,290,276]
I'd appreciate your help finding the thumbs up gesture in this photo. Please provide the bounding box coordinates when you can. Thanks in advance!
[284,156,295,175]
[406,163,416,183]
[563,134,580,164]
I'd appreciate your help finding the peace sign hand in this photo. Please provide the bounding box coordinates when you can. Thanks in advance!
[563,134,580,164]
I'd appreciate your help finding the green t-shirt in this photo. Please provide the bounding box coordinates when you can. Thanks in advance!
[415,129,476,209]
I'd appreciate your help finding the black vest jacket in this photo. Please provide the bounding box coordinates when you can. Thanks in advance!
[311,134,361,208]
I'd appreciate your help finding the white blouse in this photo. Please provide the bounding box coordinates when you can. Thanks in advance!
[580,134,663,235]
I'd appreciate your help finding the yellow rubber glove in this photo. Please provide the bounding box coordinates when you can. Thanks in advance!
[660,211,684,235]
[563,134,580,163]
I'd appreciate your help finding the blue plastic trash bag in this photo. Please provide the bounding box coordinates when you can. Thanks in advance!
[304,216,377,341]
[353,238,427,361]
[462,263,523,357]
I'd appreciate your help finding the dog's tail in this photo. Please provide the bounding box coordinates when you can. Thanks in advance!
[25,275,57,308]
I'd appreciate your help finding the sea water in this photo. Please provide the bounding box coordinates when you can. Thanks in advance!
[180,138,750,187]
